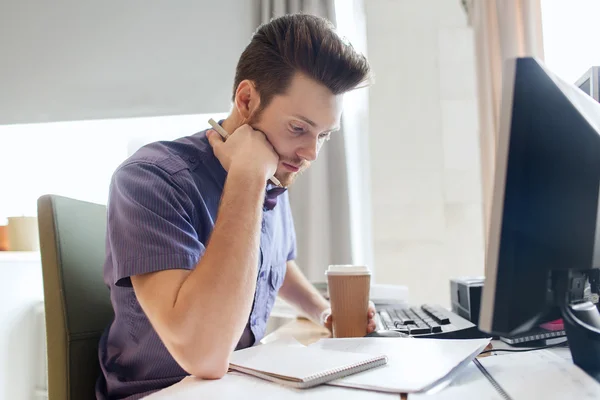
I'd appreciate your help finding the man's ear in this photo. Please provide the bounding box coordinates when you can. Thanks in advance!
[234,80,261,121]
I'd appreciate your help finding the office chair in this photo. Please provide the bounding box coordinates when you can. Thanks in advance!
[37,195,113,400]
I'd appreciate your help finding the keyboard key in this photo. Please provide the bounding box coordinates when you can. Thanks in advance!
[408,325,431,335]
[390,309,413,325]
[412,308,431,321]
[380,318,390,330]
[394,308,414,324]
[427,321,443,333]
[413,321,432,334]
[406,310,420,321]
[421,305,451,325]
[379,310,395,329]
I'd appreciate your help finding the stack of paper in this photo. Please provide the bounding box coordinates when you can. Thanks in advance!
[144,336,491,398]
[308,337,490,393]
[411,350,600,399]
[478,350,600,399]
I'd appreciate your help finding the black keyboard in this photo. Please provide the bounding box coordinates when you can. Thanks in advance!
[375,304,484,339]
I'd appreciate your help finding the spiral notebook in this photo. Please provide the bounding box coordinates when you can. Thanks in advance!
[229,342,388,389]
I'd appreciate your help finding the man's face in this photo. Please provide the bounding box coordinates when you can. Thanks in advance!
[249,73,343,187]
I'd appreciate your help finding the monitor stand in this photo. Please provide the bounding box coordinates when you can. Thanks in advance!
[556,270,600,383]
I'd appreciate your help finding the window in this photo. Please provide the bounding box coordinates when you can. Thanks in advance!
[541,0,600,84]
[0,113,227,221]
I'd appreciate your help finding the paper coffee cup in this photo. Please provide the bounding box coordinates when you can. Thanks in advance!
[326,265,371,338]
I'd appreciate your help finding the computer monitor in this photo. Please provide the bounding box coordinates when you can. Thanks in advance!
[479,57,600,382]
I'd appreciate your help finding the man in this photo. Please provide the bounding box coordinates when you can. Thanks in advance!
[96,13,375,400]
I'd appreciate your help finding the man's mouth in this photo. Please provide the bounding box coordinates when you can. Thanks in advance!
[282,162,301,172]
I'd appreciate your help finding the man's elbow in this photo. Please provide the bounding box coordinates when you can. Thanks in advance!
[186,359,229,380]
[163,316,234,380]
[171,342,230,380]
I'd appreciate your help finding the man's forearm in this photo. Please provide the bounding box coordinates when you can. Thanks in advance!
[278,260,330,324]
[172,168,265,367]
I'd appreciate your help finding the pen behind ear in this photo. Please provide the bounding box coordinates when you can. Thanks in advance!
[207,118,282,187]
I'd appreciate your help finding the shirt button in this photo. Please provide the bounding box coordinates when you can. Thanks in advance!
[189,157,197,163]
[261,220,266,232]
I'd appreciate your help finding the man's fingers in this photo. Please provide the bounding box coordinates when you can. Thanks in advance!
[368,321,377,332]
[320,308,332,327]
[206,129,223,148]
[368,301,376,317]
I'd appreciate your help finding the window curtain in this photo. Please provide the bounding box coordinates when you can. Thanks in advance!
[463,0,545,253]
[257,0,371,282]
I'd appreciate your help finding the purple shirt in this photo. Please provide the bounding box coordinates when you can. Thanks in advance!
[96,126,296,400]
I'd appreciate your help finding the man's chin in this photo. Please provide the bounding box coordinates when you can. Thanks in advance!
[274,171,298,187]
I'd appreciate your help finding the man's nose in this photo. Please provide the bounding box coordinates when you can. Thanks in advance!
[297,136,319,162]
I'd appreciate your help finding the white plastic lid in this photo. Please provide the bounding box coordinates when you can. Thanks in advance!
[325,265,371,276]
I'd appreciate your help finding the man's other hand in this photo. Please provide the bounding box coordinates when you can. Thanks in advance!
[320,301,377,335]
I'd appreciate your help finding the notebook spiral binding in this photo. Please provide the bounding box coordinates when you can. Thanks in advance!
[299,356,388,389]
[474,358,512,400]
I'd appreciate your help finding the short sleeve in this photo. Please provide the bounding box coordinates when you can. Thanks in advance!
[107,161,205,287]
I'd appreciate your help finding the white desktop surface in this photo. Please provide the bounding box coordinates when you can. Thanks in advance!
[142,319,594,400]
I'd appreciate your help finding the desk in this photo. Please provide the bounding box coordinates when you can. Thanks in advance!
[146,318,408,399]
[147,318,594,400]
[261,317,330,345]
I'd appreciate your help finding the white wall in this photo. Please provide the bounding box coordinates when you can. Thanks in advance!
[0,253,46,400]
[365,0,484,307]
[0,1,256,125]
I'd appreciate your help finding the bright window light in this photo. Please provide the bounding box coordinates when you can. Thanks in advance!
[0,112,227,220]
[541,0,600,83]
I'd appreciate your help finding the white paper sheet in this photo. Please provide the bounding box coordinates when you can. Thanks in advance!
[478,350,600,400]
[308,337,491,393]
[142,371,399,400]
[409,361,505,400]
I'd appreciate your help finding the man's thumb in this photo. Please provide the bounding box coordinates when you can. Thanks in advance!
[206,130,223,148]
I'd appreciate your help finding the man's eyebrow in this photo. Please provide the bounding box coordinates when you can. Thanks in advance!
[293,114,317,127]
[292,114,340,132]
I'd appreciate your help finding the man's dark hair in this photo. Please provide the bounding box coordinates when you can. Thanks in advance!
[233,13,371,109]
